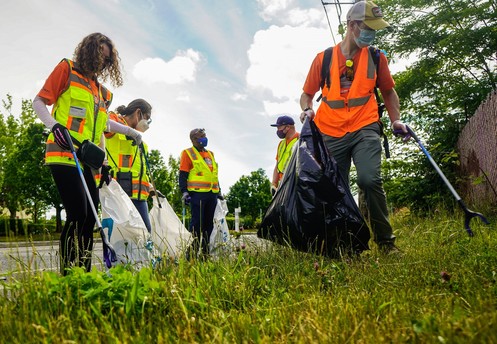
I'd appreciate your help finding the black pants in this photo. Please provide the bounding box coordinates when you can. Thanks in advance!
[50,164,98,274]
[188,191,217,258]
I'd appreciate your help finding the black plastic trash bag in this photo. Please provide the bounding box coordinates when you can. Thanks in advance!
[258,118,370,258]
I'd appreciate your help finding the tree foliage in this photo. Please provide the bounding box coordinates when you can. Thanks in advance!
[380,0,496,122]
[225,168,272,222]
[0,96,59,230]
[376,0,497,211]
[147,151,182,213]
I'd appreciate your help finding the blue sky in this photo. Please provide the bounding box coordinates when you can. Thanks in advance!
[0,0,406,192]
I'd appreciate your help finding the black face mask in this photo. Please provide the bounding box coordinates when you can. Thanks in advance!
[276,129,286,139]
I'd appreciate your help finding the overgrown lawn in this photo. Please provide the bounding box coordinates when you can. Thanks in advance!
[0,210,496,343]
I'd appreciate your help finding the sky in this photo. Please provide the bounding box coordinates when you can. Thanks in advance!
[0,0,407,192]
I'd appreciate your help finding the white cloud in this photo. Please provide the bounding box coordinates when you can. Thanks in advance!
[231,93,247,101]
[176,92,191,102]
[246,25,332,116]
[257,0,325,27]
[257,0,294,21]
[132,49,203,84]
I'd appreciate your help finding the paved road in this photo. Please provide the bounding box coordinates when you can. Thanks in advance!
[0,240,104,276]
[0,234,272,277]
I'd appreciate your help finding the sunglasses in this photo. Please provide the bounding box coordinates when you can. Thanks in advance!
[345,59,354,81]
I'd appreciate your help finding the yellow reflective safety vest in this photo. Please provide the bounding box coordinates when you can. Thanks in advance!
[45,59,112,167]
[184,147,219,193]
[276,134,299,174]
[105,113,150,200]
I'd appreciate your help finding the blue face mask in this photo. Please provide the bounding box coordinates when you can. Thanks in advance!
[354,27,376,48]
[198,137,208,147]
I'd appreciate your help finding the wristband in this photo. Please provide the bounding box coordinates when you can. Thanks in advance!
[303,107,312,112]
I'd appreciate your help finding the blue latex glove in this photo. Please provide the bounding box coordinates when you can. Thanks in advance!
[182,192,191,206]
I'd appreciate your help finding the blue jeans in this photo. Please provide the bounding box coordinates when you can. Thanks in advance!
[132,199,152,233]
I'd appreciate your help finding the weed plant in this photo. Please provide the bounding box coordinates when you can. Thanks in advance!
[0,209,496,343]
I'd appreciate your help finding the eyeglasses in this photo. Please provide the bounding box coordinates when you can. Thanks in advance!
[345,59,354,81]
[140,111,152,124]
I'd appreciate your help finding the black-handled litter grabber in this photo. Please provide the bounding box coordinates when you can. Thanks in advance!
[404,125,490,236]
[63,130,117,267]
[139,143,162,209]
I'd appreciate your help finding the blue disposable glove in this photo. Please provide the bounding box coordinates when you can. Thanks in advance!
[182,192,191,206]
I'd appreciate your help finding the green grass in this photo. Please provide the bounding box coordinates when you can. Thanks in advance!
[0,209,496,343]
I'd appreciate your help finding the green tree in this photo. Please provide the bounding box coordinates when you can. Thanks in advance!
[13,100,60,224]
[0,96,23,232]
[226,168,272,223]
[0,96,60,232]
[380,0,496,121]
[376,0,497,211]
[147,150,182,213]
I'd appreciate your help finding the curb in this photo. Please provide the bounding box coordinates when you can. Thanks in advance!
[0,239,103,249]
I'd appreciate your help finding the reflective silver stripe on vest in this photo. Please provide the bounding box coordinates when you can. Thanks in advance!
[46,142,65,153]
[121,155,132,168]
[69,118,83,132]
[367,49,375,79]
[322,97,345,109]
[69,72,92,90]
[187,148,197,160]
[322,94,372,109]
[349,95,371,107]
[133,183,150,194]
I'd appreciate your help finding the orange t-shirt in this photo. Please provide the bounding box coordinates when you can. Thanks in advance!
[180,149,214,172]
[37,60,99,105]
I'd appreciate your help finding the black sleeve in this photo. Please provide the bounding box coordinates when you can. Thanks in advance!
[179,170,189,194]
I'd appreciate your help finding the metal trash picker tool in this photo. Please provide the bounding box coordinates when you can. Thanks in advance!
[404,125,490,236]
[63,130,117,267]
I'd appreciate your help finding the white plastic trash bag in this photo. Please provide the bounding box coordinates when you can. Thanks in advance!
[149,195,192,259]
[210,199,231,256]
[100,179,154,267]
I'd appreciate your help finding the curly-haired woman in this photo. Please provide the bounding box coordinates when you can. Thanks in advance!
[32,33,142,274]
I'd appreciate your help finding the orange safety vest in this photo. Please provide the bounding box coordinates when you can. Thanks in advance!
[184,147,219,193]
[314,46,378,138]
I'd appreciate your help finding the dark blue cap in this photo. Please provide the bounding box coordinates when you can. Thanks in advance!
[270,115,295,127]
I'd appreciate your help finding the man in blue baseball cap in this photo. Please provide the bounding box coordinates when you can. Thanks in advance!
[270,115,299,196]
